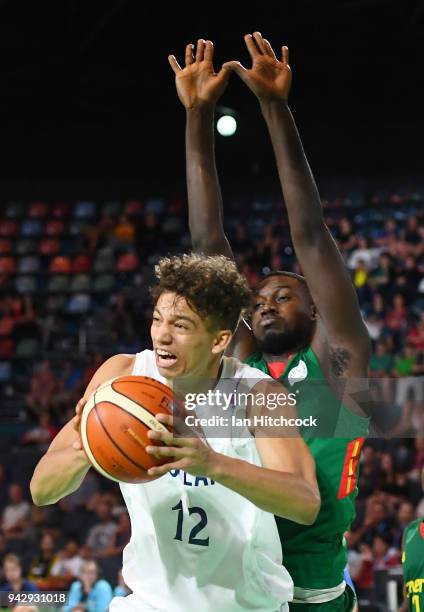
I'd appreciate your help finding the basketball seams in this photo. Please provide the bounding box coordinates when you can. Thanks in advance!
[111,377,174,417]
[80,403,121,483]
[93,402,149,473]
[94,386,169,434]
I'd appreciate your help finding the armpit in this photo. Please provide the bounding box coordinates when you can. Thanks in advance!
[330,346,350,377]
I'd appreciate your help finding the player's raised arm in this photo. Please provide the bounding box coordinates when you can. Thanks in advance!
[30,354,134,506]
[225,33,370,373]
[169,39,233,257]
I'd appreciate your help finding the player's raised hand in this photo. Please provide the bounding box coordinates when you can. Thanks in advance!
[168,39,231,109]
[72,385,99,451]
[223,32,292,103]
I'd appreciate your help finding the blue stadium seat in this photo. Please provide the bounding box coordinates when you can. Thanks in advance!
[74,201,96,218]
[20,219,43,237]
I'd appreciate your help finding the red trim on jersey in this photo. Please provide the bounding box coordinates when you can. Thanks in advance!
[337,437,365,500]
[420,521,424,539]
[268,362,287,379]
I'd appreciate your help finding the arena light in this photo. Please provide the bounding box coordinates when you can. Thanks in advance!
[216,115,237,137]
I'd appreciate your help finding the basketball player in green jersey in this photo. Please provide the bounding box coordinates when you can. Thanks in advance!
[169,32,371,610]
[401,467,424,612]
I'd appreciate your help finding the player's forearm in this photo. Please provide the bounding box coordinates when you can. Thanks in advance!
[210,453,320,525]
[261,100,324,244]
[186,106,233,258]
[30,447,90,506]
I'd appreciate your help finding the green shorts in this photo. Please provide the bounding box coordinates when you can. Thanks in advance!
[289,584,356,612]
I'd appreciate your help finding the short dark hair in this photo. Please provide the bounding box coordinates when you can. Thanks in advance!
[150,253,251,332]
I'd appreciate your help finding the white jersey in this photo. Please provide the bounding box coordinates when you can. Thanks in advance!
[111,350,293,612]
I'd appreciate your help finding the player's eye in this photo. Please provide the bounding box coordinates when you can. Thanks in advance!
[175,323,188,330]
[253,302,264,310]
[277,295,290,302]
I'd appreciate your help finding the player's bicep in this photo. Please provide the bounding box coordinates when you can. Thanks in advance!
[256,436,317,489]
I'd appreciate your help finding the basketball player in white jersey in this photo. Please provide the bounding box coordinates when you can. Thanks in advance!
[30,253,320,612]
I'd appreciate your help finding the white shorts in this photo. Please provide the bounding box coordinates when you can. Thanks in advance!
[109,594,289,612]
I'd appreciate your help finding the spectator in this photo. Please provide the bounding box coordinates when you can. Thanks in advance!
[369,340,394,377]
[27,532,60,588]
[85,501,117,557]
[1,484,31,539]
[0,554,38,594]
[349,498,393,547]
[63,560,112,612]
[50,539,83,585]
[20,412,58,447]
[392,501,416,549]
[25,361,58,417]
[96,512,130,559]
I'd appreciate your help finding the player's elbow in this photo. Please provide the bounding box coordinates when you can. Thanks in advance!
[30,476,48,506]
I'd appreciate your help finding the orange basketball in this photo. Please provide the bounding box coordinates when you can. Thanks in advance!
[80,375,175,484]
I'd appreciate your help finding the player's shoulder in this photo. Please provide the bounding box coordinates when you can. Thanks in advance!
[85,353,138,397]
[222,355,272,382]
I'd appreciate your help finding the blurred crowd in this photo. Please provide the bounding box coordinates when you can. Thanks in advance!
[0,189,423,606]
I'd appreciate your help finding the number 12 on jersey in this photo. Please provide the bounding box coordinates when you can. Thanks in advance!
[172,500,209,547]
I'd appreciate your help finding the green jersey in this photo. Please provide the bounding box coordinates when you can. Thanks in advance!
[403,518,424,612]
[246,346,369,592]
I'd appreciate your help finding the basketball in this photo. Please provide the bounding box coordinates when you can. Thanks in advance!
[80,375,175,484]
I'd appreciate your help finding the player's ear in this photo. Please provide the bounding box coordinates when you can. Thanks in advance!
[211,329,233,354]
[310,303,318,320]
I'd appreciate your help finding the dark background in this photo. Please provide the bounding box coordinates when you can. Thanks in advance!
[0,0,423,197]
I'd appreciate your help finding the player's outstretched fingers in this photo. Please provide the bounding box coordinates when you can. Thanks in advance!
[168,54,182,74]
[244,33,261,59]
[281,45,289,65]
[204,40,214,63]
[195,38,205,62]
[252,31,266,54]
[185,43,194,66]
[263,39,277,59]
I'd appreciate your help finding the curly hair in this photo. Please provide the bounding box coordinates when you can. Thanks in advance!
[150,253,251,331]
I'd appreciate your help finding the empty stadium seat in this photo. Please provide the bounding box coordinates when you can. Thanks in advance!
[0,338,14,359]
[70,274,91,293]
[28,202,48,218]
[52,202,71,217]
[47,275,70,293]
[15,238,37,255]
[124,200,143,216]
[145,198,165,214]
[4,202,24,219]
[103,201,122,216]
[93,274,115,292]
[0,256,15,273]
[20,219,43,237]
[49,256,72,274]
[0,361,12,381]
[39,238,60,255]
[71,255,92,274]
[67,293,92,313]
[74,201,96,218]
[0,239,12,254]
[69,220,87,235]
[15,338,39,359]
[45,219,66,236]
[93,249,115,273]
[117,252,139,272]
[0,317,14,336]
[15,275,38,294]
[17,256,41,274]
[0,220,18,237]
